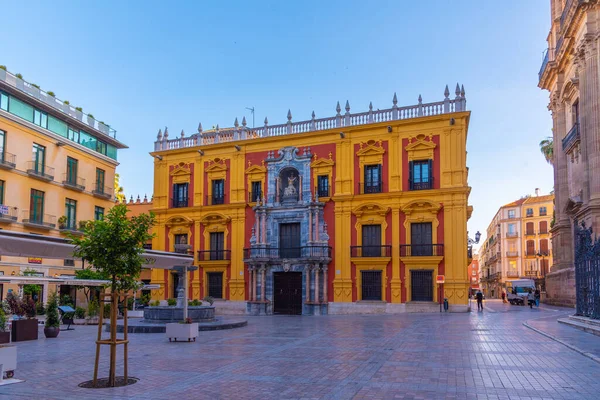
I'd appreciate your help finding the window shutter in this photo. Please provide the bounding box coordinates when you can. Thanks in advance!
[408,161,414,190]
[172,184,177,203]
[378,164,382,191]
[428,159,433,187]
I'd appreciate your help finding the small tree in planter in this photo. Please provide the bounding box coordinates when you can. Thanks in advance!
[0,307,9,344]
[6,293,38,342]
[44,292,60,338]
[70,203,154,387]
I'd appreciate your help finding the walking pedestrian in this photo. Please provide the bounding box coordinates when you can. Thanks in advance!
[501,291,507,304]
[535,289,540,307]
[527,289,535,309]
[476,290,484,311]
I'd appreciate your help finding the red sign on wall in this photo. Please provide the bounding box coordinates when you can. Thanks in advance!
[28,257,42,264]
[436,275,445,283]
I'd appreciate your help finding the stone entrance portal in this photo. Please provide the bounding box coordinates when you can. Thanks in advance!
[273,272,302,315]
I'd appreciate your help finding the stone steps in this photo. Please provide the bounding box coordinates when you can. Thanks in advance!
[558,315,600,337]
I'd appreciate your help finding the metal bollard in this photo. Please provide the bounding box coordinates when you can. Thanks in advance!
[443,298,449,312]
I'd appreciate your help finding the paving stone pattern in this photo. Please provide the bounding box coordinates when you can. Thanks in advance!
[2,300,600,399]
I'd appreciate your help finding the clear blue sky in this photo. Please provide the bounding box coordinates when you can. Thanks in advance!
[1,0,553,243]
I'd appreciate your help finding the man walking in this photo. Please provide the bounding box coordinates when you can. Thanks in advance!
[476,290,484,311]
[501,290,507,304]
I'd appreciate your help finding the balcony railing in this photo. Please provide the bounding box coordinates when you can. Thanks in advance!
[526,251,538,257]
[560,0,582,29]
[207,195,225,205]
[243,246,332,260]
[525,230,536,236]
[350,245,392,258]
[154,87,468,151]
[22,211,56,229]
[506,232,518,238]
[0,205,18,222]
[409,178,434,191]
[358,182,383,194]
[539,229,548,234]
[171,198,189,208]
[62,173,85,191]
[174,244,192,254]
[92,184,113,199]
[0,151,16,169]
[525,270,538,278]
[26,161,54,181]
[506,271,520,278]
[539,48,549,80]
[506,251,519,257]
[197,250,232,261]
[399,244,444,257]
[562,123,580,152]
[316,187,330,198]
[248,191,263,203]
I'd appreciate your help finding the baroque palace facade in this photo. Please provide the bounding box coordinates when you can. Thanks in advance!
[148,85,472,314]
[0,67,126,303]
[538,0,600,306]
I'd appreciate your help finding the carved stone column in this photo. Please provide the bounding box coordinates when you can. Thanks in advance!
[252,267,257,301]
[260,266,266,301]
[248,266,254,301]
[305,265,311,303]
[322,266,328,303]
[308,206,313,242]
[315,265,320,303]
[315,209,320,242]
[582,37,600,206]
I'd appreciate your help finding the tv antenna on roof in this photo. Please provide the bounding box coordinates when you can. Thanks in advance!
[245,107,255,128]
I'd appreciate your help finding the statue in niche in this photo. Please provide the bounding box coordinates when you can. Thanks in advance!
[284,173,298,197]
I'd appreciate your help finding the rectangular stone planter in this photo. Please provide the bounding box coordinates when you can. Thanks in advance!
[128,310,144,318]
[0,345,17,378]
[86,316,99,325]
[11,319,38,342]
[165,322,198,342]
[0,332,10,344]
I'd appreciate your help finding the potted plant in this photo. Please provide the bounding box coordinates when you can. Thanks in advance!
[29,83,41,98]
[87,113,95,126]
[75,107,83,121]
[167,298,177,306]
[7,293,38,342]
[15,73,24,90]
[166,317,198,342]
[58,215,68,230]
[62,100,70,114]
[0,65,6,81]
[0,307,9,344]
[98,121,109,134]
[86,299,99,325]
[78,220,89,232]
[44,292,60,338]
[73,306,86,325]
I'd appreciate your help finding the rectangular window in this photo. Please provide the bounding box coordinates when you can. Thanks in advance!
[250,181,262,202]
[94,206,104,221]
[0,129,5,162]
[279,223,301,258]
[47,115,68,137]
[411,222,433,256]
[30,189,45,224]
[508,223,516,234]
[539,206,547,216]
[362,224,382,257]
[96,140,107,155]
[0,180,4,204]
[96,168,105,192]
[209,232,225,260]
[526,208,534,217]
[361,271,382,301]
[33,109,48,128]
[317,175,329,198]
[207,272,223,298]
[364,164,382,193]
[174,234,189,254]
[67,127,80,143]
[9,96,34,122]
[0,92,8,111]
[65,199,77,230]
[508,210,515,219]
[67,157,78,184]
[212,179,224,205]
[32,143,46,174]
[410,160,433,190]
[172,183,189,208]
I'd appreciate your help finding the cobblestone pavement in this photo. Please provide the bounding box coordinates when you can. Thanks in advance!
[3,300,600,400]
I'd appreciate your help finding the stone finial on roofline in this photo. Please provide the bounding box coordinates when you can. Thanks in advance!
[198,123,203,133]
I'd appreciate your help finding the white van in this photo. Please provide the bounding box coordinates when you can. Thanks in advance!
[506,279,535,305]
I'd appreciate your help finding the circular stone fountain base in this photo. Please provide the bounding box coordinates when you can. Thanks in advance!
[143,306,215,322]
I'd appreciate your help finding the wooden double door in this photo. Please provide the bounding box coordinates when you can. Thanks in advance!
[273,272,302,315]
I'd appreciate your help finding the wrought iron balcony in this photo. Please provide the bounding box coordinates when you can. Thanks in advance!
[316,187,330,198]
[358,182,383,194]
[399,244,444,257]
[92,184,113,199]
[409,178,434,191]
[538,49,549,81]
[350,245,392,258]
[22,211,56,229]
[207,195,225,205]
[243,246,332,260]
[525,230,536,236]
[171,198,189,208]
[562,123,580,152]
[506,271,520,278]
[506,232,519,238]
[62,173,85,191]
[539,229,549,234]
[0,205,18,222]
[26,161,54,181]
[525,270,538,278]
[197,250,231,261]
[0,151,16,170]
[506,251,519,258]
[174,244,192,254]
[526,251,538,257]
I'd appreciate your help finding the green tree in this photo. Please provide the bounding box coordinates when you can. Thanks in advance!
[539,136,553,165]
[70,203,154,387]
[45,291,60,329]
[114,173,126,203]
[75,268,109,303]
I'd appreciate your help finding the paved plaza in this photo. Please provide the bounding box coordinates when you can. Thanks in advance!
[3,300,600,399]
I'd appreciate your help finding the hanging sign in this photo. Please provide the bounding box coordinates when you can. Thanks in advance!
[28,257,43,264]
[436,275,445,284]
